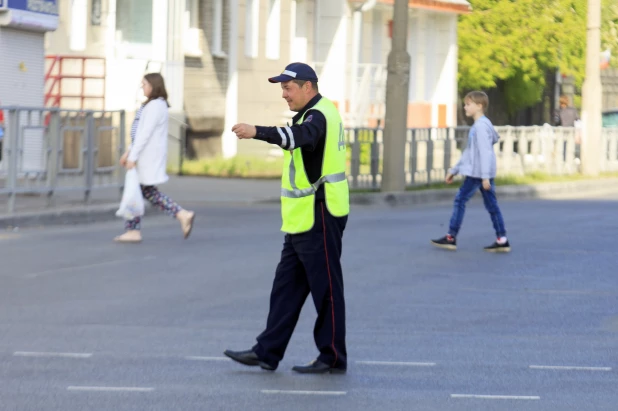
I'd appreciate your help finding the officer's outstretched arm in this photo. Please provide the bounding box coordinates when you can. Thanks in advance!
[254,110,326,151]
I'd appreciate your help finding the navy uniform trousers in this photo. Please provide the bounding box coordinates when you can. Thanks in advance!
[253,201,348,369]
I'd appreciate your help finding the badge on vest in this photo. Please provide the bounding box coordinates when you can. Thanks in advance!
[338,123,346,151]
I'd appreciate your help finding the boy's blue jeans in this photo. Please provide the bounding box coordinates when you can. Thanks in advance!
[448,177,507,238]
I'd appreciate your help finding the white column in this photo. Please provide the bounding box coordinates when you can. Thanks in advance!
[414,10,426,103]
[431,14,457,127]
[70,0,88,51]
[428,15,439,128]
[407,11,417,103]
[350,8,362,126]
[581,0,602,175]
[316,0,348,106]
[104,0,117,111]
[447,13,458,127]
[152,0,168,63]
[371,9,382,65]
[165,0,186,116]
[223,0,239,158]
[290,0,297,60]
[291,0,309,62]
[372,9,383,110]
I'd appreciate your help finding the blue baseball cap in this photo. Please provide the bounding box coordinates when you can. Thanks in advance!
[268,62,319,83]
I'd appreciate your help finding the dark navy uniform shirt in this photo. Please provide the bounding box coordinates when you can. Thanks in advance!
[255,94,327,201]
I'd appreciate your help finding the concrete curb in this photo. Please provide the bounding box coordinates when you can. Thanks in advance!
[0,204,161,230]
[1,178,617,229]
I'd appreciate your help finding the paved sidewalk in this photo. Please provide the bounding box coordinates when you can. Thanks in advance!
[0,176,281,228]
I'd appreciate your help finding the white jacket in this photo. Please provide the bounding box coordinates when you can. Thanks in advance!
[128,98,169,186]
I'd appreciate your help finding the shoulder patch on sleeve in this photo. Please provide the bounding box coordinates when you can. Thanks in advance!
[304,114,313,123]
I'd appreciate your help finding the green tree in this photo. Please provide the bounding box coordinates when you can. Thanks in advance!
[458,0,618,114]
[602,2,618,58]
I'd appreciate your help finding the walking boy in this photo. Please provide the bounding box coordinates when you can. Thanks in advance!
[431,91,510,252]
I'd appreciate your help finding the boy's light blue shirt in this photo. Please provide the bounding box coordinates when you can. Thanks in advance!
[449,116,499,179]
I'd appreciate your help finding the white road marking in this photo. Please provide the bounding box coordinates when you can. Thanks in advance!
[261,390,346,396]
[24,256,156,278]
[186,356,229,361]
[67,386,154,393]
[356,360,436,367]
[14,351,92,358]
[530,365,612,371]
[451,394,540,400]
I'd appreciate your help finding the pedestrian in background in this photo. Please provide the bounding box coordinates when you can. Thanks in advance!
[116,73,195,243]
[554,95,580,127]
[431,91,510,252]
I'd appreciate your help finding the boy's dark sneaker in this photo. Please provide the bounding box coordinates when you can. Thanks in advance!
[431,235,456,251]
[484,240,511,253]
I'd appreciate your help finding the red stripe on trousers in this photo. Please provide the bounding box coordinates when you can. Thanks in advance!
[321,203,338,367]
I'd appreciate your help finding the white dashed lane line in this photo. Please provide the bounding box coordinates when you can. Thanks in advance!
[451,394,540,400]
[185,356,229,362]
[261,390,347,396]
[13,351,93,359]
[356,360,436,367]
[529,365,612,371]
[67,386,155,393]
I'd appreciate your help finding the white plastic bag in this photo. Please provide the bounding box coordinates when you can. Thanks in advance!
[116,169,145,220]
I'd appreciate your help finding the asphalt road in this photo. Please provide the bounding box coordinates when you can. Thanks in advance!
[0,194,616,411]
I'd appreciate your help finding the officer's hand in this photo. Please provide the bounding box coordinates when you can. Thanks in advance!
[232,123,257,139]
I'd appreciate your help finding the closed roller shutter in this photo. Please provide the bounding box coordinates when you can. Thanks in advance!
[0,27,46,172]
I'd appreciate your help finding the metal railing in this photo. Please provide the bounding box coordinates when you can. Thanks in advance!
[345,126,618,190]
[167,115,188,175]
[0,106,126,213]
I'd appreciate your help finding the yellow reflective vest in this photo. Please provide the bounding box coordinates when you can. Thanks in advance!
[280,97,350,234]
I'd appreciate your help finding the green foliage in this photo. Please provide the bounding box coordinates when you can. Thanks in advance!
[357,129,374,166]
[459,0,618,113]
[602,1,618,57]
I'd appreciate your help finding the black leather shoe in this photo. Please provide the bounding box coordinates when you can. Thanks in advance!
[292,359,346,374]
[224,349,276,371]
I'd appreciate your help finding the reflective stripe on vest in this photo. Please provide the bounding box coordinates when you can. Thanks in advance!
[281,170,347,198]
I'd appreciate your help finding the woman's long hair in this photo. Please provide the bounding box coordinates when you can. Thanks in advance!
[143,73,170,107]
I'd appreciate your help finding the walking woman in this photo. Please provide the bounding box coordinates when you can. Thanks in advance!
[115,73,195,243]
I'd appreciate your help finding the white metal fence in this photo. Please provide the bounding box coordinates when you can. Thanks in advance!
[1,107,616,209]
[0,106,126,213]
[345,126,618,190]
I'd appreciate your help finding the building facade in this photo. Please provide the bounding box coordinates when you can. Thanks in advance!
[0,0,60,170]
[42,0,468,160]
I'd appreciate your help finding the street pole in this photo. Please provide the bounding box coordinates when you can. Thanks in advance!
[580,0,602,176]
[381,0,410,192]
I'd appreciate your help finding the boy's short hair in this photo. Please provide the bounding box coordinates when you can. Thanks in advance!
[465,91,489,110]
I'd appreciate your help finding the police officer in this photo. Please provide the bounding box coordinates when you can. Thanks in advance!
[225,63,349,374]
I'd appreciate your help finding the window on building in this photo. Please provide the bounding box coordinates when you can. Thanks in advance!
[184,0,202,56]
[211,0,226,57]
[186,0,199,29]
[266,0,281,60]
[70,0,87,51]
[290,0,308,62]
[115,0,153,45]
